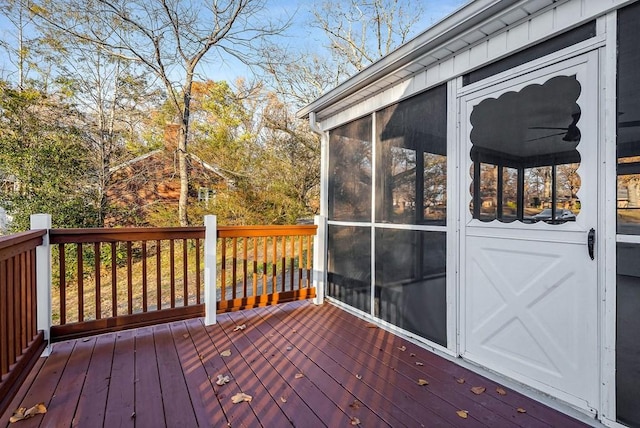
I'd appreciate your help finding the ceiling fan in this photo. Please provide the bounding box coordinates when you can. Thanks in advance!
[525,112,581,143]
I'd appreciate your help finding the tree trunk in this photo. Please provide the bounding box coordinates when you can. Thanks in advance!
[178,122,189,226]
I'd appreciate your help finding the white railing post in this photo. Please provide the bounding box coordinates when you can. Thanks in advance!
[204,215,217,325]
[313,215,327,305]
[30,213,51,354]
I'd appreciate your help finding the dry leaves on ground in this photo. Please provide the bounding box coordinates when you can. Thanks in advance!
[216,375,230,386]
[417,379,429,386]
[349,400,361,410]
[415,362,424,366]
[355,374,362,380]
[9,403,47,423]
[456,377,466,384]
[397,345,407,352]
[350,416,361,425]
[220,349,232,357]
[456,410,469,419]
[470,386,486,395]
[231,393,252,404]
[517,407,527,413]
[294,373,304,379]
[233,324,246,332]
[496,387,507,396]
[280,396,287,403]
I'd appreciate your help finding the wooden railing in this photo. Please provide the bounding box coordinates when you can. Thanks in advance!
[0,230,47,416]
[49,223,317,341]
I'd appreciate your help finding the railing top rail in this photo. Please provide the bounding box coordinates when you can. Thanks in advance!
[0,229,46,261]
[50,227,205,244]
[217,224,318,238]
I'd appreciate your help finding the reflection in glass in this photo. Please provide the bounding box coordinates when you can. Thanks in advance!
[374,229,446,346]
[327,225,371,313]
[617,2,640,235]
[469,75,582,224]
[328,117,372,221]
[617,243,640,426]
[376,84,447,225]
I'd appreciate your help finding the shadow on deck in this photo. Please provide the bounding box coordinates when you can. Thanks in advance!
[0,301,591,427]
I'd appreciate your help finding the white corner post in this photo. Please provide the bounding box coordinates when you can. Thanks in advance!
[313,214,327,305]
[30,214,51,354]
[203,215,217,325]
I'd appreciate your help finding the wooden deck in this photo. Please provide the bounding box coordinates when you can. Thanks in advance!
[0,301,591,427]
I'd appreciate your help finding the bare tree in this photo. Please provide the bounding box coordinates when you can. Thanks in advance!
[33,0,286,225]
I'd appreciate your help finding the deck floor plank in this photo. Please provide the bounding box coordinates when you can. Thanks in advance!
[72,333,115,428]
[168,321,227,427]
[132,326,165,428]
[103,329,135,428]
[1,301,592,428]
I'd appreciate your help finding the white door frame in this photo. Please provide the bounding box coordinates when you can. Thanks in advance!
[456,47,604,415]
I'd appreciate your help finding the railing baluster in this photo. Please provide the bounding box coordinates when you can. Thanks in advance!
[243,238,248,298]
[156,240,162,310]
[221,238,227,301]
[7,257,15,362]
[20,253,27,350]
[252,237,258,298]
[0,260,7,375]
[298,236,303,290]
[183,239,188,306]
[142,241,148,313]
[289,237,295,291]
[262,237,267,294]
[59,243,66,325]
[195,238,201,305]
[272,237,277,293]
[111,243,117,317]
[170,239,175,308]
[78,243,84,322]
[126,241,132,315]
[281,236,286,292]
[232,237,237,300]
[307,236,312,288]
[94,242,101,320]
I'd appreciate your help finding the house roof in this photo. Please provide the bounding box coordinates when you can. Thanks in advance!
[296,0,566,122]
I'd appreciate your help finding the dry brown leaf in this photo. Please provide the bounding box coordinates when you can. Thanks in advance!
[82,338,92,342]
[365,324,377,328]
[292,329,297,333]
[280,396,287,403]
[216,375,230,386]
[456,377,466,384]
[470,386,486,395]
[398,345,407,352]
[410,352,416,357]
[496,387,507,396]
[294,373,304,379]
[220,349,231,357]
[350,416,361,425]
[231,392,252,404]
[355,374,362,380]
[9,403,47,423]
[417,379,429,386]
[182,333,189,339]
[233,324,246,332]
[349,400,361,409]
[415,362,424,366]
[456,410,469,419]
[517,407,527,414]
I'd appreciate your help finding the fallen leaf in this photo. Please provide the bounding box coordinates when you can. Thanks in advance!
[231,392,252,404]
[294,373,304,379]
[365,324,377,328]
[355,374,362,380]
[233,324,246,332]
[496,387,507,396]
[417,379,429,386]
[415,362,424,366]
[398,345,406,352]
[350,416,361,425]
[517,407,527,414]
[410,352,416,357]
[131,412,136,419]
[9,403,47,423]
[471,386,486,395]
[456,377,466,384]
[349,400,361,409]
[182,333,189,339]
[286,346,293,351]
[220,349,231,357]
[456,410,469,419]
[292,329,297,333]
[82,338,92,342]
[280,396,287,403]
[216,375,230,386]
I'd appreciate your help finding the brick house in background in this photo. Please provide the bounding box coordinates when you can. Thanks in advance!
[105,124,229,226]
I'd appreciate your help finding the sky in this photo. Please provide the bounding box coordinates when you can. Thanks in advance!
[0,0,468,87]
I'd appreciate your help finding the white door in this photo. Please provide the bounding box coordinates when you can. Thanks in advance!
[459,51,599,412]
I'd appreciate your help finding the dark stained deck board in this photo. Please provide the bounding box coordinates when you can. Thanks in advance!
[103,329,135,428]
[132,326,165,428]
[234,305,446,427]
[167,321,227,427]
[1,301,592,428]
[72,333,115,427]
[263,302,520,427]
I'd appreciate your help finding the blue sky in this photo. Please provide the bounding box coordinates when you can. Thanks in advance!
[0,0,468,85]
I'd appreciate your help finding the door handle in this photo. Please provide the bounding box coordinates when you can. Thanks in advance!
[587,228,595,260]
